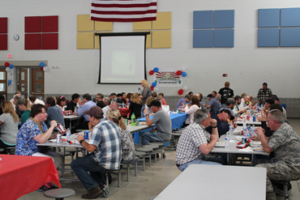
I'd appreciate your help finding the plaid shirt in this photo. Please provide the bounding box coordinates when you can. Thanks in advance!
[90,119,121,170]
[175,123,210,165]
[257,88,272,102]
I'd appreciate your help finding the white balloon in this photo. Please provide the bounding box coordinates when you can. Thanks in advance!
[183,86,188,90]
[154,87,159,92]
[43,67,48,72]
[5,67,10,72]
[182,67,186,71]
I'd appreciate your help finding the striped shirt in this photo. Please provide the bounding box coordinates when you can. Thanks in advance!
[90,119,121,170]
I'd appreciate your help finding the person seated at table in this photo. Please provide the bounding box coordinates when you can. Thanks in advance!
[238,95,251,110]
[107,109,135,163]
[121,92,127,104]
[257,98,275,122]
[158,93,167,105]
[233,96,247,117]
[29,94,45,106]
[184,96,201,125]
[56,95,67,111]
[126,93,132,104]
[77,93,96,130]
[102,97,120,118]
[71,106,121,199]
[254,109,300,200]
[175,109,224,171]
[273,97,287,120]
[9,90,21,104]
[141,96,154,118]
[117,93,122,101]
[108,93,117,105]
[248,95,258,107]
[17,98,31,126]
[142,100,172,145]
[103,97,110,106]
[129,93,142,119]
[196,93,205,109]
[175,94,191,110]
[212,91,218,100]
[188,91,194,97]
[205,94,220,115]
[66,93,80,112]
[0,101,19,148]
[0,94,5,115]
[206,109,234,137]
[12,95,22,118]
[95,93,106,108]
[219,98,238,129]
[46,97,65,129]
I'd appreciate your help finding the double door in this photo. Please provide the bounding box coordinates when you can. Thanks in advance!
[18,68,44,99]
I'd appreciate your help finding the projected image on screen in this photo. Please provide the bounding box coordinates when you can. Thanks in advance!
[97,33,148,84]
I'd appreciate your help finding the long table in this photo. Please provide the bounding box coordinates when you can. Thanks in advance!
[64,115,82,128]
[155,164,266,200]
[0,155,61,199]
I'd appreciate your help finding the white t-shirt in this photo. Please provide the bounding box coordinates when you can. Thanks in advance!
[0,113,19,144]
[102,106,111,118]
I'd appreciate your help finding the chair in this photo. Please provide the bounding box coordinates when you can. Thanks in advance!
[4,146,15,154]
[0,148,4,153]
[149,196,157,200]
[135,147,155,167]
[281,103,286,110]
[44,188,75,200]
[272,179,297,200]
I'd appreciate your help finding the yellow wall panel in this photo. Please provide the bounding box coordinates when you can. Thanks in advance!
[77,32,94,49]
[95,21,113,31]
[134,31,152,48]
[95,35,100,49]
[152,12,172,30]
[152,31,171,48]
[133,21,152,30]
[77,15,94,31]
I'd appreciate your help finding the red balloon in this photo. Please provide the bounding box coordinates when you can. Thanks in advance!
[40,67,43,71]
[176,70,182,75]
[4,62,9,67]
[178,89,184,95]
[149,70,154,75]
[150,86,154,91]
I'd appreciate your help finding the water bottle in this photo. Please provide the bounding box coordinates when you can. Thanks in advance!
[122,103,125,108]
[251,125,257,137]
[243,118,247,130]
[229,122,233,139]
[66,128,71,141]
[225,132,230,148]
[131,113,136,126]
[74,106,78,113]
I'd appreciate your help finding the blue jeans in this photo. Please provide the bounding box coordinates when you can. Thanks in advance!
[71,155,107,191]
[178,158,223,172]
[142,131,164,145]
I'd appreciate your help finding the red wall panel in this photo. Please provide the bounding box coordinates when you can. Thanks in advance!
[25,16,41,33]
[25,34,41,50]
[0,18,8,33]
[42,16,58,32]
[42,33,58,49]
[0,34,8,50]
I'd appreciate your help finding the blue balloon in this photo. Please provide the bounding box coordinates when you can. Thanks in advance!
[39,62,45,67]
[153,67,159,72]
[9,64,13,69]
[152,82,157,87]
[182,72,187,77]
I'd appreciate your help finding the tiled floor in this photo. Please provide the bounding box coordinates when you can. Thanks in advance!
[19,119,300,200]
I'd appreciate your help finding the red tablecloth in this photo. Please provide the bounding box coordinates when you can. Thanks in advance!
[0,155,61,199]
[119,108,130,117]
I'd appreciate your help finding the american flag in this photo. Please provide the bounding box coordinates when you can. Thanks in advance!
[90,0,157,22]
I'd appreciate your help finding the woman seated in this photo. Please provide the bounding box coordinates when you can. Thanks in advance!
[17,98,31,126]
[15,104,63,169]
[56,95,66,111]
[0,101,19,148]
[184,96,201,125]
[129,93,143,119]
[141,96,154,118]
[107,109,135,163]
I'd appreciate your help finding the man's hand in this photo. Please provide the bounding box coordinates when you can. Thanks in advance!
[144,108,149,115]
[255,127,265,140]
[78,98,82,105]
[261,111,267,121]
[233,123,237,129]
[77,134,85,143]
[150,128,156,132]
[50,120,57,128]
[251,135,259,141]
[240,108,246,113]
[257,116,262,121]
[210,119,217,127]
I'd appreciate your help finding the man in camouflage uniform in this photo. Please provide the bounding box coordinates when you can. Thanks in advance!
[254,109,300,200]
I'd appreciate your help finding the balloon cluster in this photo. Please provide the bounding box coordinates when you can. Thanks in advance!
[148,67,159,75]
[176,70,188,95]
[4,62,13,72]
[39,62,48,72]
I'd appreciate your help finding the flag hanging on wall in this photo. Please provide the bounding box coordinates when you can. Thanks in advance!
[90,0,157,22]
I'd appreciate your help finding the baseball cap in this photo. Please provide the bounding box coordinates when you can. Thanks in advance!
[148,100,161,107]
[83,106,103,118]
[111,97,122,106]
[226,98,235,105]
[207,94,213,98]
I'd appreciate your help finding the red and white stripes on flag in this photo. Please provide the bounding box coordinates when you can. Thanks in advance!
[90,0,157,22]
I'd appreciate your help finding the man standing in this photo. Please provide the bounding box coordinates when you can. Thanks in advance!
[175,94,191,110]
[77,93,96,129]
[102,98,120,118]
[95,93,106,108]
[142,100,172,145]
[257,82,272,104]
[206,109,234,137]
[255,110,300,200]
[66,93,80,112]
[217,82,234,107]
[205,94,220,115]
[71,106,121,199]
[175,109,223,171]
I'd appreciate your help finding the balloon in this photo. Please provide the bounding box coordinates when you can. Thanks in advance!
[176,70,182,75]
[182,72,187,77]
[39,62,45,67]
[152,82,157,87]
[9,64,13,69]
[4,62,9,67]
[182,67,186,71]
[150,86,154,91]
[40,67,43,71]
[154,87,159,92]
[5,67,10,72]
[149,70,154,75]
[183,86,188,90]
[153,67,159,72]
[43,67,48,72]
[178,89,184,95]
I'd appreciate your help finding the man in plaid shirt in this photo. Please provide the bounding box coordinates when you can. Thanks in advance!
[175,109,224,172]
[71,106,121,199]
[257,82,272,104]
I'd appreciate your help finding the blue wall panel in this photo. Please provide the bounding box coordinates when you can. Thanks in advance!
[281,8,300,27]
[258,9,280,27]
[257,28,279,47]
[193,30,213,48]
[193,11,213,29]
[214,10,235,28]
[280,28,300,47]
[214,29,234,47]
